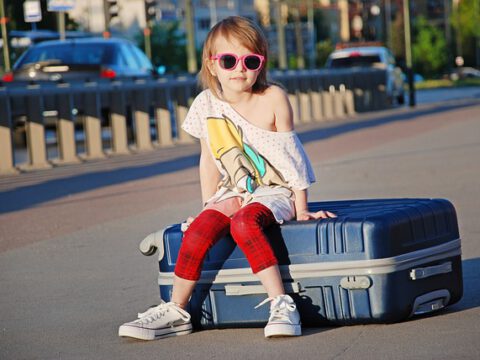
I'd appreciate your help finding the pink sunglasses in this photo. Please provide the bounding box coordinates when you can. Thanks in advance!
[210,53,265,71]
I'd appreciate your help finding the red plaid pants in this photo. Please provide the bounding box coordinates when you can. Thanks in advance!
[175,202,278,281]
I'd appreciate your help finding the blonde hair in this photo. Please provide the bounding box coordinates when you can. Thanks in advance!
[199,16,269,98]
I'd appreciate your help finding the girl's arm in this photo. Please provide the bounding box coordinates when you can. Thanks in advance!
[199,138,221,205]
[293,188,336,221]
[269,85,336,221]
[269,85,294,132]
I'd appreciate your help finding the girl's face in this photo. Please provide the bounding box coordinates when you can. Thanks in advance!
[209,35,263,97]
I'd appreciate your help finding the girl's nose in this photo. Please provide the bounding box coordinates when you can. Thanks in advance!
[235,58,246,71]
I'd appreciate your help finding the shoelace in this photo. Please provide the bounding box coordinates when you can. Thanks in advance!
[254,297,274,309]
[255,296,297,322]
[136,301,191,324]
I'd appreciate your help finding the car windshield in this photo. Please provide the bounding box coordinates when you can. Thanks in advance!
[329,54,382,68]
[16,43,114,68]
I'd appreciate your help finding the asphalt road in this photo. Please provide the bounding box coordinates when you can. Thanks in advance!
[1,94,480,359]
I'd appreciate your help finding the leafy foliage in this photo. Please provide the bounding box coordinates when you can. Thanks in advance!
[136,22,187,73]
[451,0,480,66]
[412,16,448,77]
[316,40,334,67]
[451,0,480,39]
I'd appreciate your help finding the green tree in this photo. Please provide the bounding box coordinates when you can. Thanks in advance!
[412,16,447,78]
[451,0,480,66]
[452,0,480,39]
[136,22,188,74]
[316,40,334,67]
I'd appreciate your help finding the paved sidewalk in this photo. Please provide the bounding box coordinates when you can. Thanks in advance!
[1,98,480,360]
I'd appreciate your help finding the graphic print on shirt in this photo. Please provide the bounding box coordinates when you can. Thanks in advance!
[207,114,288,193]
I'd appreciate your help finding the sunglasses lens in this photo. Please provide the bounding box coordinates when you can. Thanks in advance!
[219,55,237,69]
[244,55,262,70]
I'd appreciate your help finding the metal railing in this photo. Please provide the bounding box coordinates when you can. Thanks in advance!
[0,68,388,175]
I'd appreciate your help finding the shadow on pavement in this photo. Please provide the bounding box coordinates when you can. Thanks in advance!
[0,153,199,214]
[454,257,480,311]
[1,100,478,214]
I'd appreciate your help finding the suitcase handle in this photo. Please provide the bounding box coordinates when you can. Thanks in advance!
[139,226,172,258]
[411,289,451,316]
[409,261,452,280]
[225,282,302,296]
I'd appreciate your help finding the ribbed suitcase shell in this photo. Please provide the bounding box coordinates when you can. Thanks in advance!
[153,198,463,328]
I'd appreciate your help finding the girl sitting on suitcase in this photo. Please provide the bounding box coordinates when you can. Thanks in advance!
[119,15,335,341]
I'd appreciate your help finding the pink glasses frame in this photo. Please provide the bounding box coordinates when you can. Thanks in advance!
[209,53,265,71]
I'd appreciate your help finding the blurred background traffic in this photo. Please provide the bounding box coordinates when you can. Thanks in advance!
[0,0,479,84]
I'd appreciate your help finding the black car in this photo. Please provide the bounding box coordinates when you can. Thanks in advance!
[3,37,155,82]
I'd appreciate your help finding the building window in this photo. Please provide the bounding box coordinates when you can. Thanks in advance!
[199,18,211,30]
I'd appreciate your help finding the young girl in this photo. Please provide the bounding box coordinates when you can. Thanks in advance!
[119,16,335,341]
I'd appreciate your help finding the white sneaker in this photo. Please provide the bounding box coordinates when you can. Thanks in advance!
[256,294,302,338]
[119,301,192,341]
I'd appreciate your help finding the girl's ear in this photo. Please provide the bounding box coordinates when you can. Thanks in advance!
[207,60,217,77]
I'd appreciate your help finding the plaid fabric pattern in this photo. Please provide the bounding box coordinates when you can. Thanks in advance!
[174,203,278,281]
[230,203,278,274]
[174,209,230,281]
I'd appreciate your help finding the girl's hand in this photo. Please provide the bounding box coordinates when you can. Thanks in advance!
[297,210,336,221]
[181,216,196,232]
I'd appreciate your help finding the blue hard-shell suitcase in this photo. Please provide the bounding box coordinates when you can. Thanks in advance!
[140,198,463,328]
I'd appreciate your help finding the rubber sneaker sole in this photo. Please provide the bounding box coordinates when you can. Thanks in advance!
[119,323,193,341]
[264,323,302,338]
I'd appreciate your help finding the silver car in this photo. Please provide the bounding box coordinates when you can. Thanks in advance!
[326,46,405,105]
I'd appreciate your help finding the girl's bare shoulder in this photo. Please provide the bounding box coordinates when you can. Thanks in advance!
[263,84,289,102]
[260,85,293,131]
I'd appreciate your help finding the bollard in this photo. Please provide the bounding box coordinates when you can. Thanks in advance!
[310,75,323,122]
[333,84,346,118]
[285,71,301,125]
[154,80,174,147]
[352,71,368,112]
[341,84,356,116]
[20,85,52,171]
[364,89,373,111]
[132,80,154,151]
[0,87,18,174]
[336,71,356,116]
[321,84,334,120]
[109,83,130,155]
[174,77,195,144]
[54,84,81,165]
[288,92,300,125]
[298,71,312,123]
[299,91,311,123]
[82,83,105,160]
[364,71,377,111]
[373,70,388,110]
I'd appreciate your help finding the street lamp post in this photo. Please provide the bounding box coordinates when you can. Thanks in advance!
[57,12,66,40]
[403,0,415,107]
[385,0,392,49]
[307,0,315,68]
[275,0,287,70]
[0,0,10,72]
[185,0,197,73]
[144,0,158,61]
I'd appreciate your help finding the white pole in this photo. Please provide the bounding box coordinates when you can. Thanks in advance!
[0,0,10,71]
